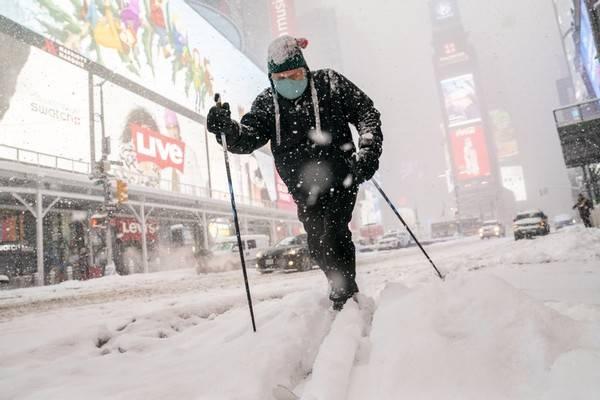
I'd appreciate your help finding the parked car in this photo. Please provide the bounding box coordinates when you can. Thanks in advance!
[355,238,378,253]
[512,210,550,240]
[478,220,506,239]
[376,232,410,251]
[553,214,577,230]
[256,234,314,273]
[209,234,270,269]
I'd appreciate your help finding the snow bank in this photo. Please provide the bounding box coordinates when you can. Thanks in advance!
[0,291,336,400]
[449,227,600,270]
[348,274,600,400]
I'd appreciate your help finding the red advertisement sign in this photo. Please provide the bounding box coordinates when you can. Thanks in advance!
[269,0,297,38]
[131,124,186,172]
[276,173,296,211]
[115,218,159,242]
[449,125,491,181]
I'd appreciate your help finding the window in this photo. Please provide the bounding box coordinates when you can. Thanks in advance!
[246,240,257,249]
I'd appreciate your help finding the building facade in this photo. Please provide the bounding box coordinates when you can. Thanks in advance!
[0,1,301,286]
[429,0,517,225]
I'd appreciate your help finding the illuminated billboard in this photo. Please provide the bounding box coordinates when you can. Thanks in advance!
[0,30,89,168]
[500,165,527,202]
[276,173,296,211]
[489,109,519,160]
[101,80,278,206]
[269,0,297,38]
[240,151,278,206]
[449,124,491,181]
[0,2,284,208]
[101,79,211,195]
[579,0,600,98]
[441,74,482,127]
[432,0,458,23]
[0,0,268,115]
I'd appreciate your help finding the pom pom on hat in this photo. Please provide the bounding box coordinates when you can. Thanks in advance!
[296,38,309,49]
[268,35,309,74]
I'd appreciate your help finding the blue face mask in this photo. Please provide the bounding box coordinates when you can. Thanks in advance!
[273,77,308,100]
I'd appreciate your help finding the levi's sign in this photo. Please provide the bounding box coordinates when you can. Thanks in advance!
[131,124,186,172]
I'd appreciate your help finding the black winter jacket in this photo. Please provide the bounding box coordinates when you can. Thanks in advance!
[220,69,383,203]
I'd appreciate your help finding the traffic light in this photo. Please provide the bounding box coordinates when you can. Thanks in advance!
[90,213,107,229]
[115,180,129,204]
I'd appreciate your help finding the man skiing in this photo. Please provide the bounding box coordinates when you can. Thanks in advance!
[573,193,594,228]
[207,36,383,310]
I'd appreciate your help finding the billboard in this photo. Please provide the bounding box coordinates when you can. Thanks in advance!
[114,217,159,242]
[441,74,482,127]
[489,109,519,160]
[101,79,279,206]
[276,173,296,211]
[431,0,459,23]
[358,183,382,226]
[0,1,286,209]
[579,0,600,98]
[0,0,268,116]
[269,0,297,38]
[0,30,89,168]
[500,165,527,202]
[101,79,211,194]
[449,124,491,181]
[239,151,278,206]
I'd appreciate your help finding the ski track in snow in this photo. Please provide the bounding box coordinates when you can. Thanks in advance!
[294,294,376,400]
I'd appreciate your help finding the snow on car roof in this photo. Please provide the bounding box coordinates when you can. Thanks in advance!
[517,209,543,216]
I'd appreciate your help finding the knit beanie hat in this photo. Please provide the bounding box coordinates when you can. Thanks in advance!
[267,36,309,74]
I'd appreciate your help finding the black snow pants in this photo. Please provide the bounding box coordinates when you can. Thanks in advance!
[296,186,359,302]
[580,211,593,228]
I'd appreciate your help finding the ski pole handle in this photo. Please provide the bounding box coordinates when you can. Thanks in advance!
[213,93,229,152]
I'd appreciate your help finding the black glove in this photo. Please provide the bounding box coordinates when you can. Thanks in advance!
[350,149,379,185]
[207,102,236,137]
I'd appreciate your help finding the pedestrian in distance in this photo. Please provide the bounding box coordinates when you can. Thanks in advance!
[207,36,383,310]
[573,193,595,228]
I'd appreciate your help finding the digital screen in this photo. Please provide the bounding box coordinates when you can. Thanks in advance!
[441,74,482,127]
[449,124,491,181]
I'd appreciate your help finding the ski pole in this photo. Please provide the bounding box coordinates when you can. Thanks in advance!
[214,93,257,332]
[371,178,445,281]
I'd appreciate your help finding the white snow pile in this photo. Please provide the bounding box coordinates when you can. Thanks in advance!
[0,291,334,400]
[348,273,600,400]
[451,227,600,269]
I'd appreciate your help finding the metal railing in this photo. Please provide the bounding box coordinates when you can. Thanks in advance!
[0,144,279,209]
[553,98,600,127]
[0,144,91,174]
[118,170,277,209]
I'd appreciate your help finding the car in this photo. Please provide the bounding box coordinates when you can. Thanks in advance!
[478,220,506,239]
[255,234,314,273]
[209,234,270,266]
[376,232,410,251]
[355,239,378,253]
[512,210,550,240]
[553,214,577,230]
[200,235,270,272]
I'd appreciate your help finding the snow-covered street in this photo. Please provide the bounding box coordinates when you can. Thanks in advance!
[1,227,599,400]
